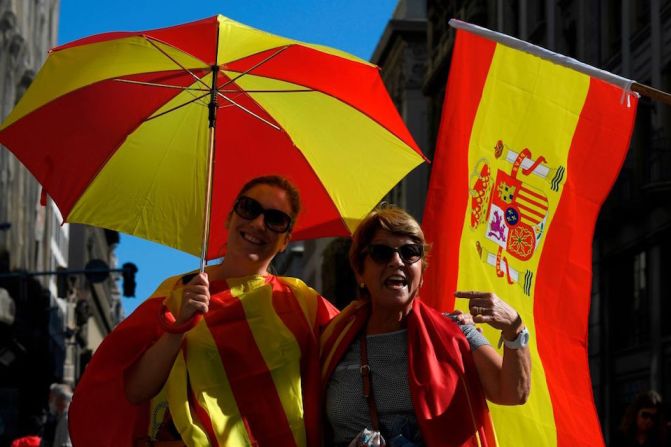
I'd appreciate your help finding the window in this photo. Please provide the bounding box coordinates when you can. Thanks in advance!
[661,233,671,336]
[608,250,649,349]
[601,0,622,62]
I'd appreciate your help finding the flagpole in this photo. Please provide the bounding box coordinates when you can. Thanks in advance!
[449,19,671,106]
[631,82,671,106]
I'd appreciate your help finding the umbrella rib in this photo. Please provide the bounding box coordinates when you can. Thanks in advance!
[113,78,210,92]
[144,36,211,91]
[144,92,210,122]
[218,45,291,89]
[218,88,313,93]
[216,92,281,130]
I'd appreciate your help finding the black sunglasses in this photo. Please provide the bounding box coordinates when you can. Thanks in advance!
[639,410,658,420]
[233,196,293,233]
[364,243,424,265]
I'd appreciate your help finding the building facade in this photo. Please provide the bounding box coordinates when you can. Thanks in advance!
[0,1,62,443]
[0,1,123,444]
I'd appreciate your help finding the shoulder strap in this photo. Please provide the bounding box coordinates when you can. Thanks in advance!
[359,334,380,432]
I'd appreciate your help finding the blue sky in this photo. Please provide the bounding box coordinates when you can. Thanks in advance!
[58,0,398,314]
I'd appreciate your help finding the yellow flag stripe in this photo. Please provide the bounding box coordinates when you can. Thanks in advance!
[456,42,590,447]
[161,278,252,446]
[278,276,318,328]
[230,279,306,447]
[186,322,251,446]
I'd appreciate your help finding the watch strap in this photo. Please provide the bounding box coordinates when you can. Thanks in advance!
[498,326,529,349]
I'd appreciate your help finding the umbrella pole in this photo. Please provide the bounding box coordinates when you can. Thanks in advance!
[199,65,220,273]
[199,125,216,273]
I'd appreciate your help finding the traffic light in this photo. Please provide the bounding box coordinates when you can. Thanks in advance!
[121,263,138,297]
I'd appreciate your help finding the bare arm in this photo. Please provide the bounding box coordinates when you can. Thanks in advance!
[124,273,210,404]
[455,291,531,405]
[471,340,531,405]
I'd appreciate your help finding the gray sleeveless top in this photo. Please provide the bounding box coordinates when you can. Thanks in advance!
[325,324,489,446]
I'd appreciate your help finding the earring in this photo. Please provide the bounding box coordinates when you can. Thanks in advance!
[359,282,366,289]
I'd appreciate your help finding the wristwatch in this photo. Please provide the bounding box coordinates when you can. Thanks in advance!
[498,327,530,349]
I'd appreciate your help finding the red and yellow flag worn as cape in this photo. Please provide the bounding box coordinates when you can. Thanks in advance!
[70,270,338,447]
[320,298,497,447]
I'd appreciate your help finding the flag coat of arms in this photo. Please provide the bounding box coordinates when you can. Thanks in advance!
[421,21,638,446]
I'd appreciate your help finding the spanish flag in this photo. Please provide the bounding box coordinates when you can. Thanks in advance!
[421,21,638,446]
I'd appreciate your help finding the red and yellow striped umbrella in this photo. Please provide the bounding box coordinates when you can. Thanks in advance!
[0,15,425,261]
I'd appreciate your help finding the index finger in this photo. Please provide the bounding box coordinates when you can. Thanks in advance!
[454,291,493,299]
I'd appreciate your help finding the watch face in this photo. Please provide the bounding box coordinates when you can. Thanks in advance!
[519,328,530,347]
[504,327,529,349]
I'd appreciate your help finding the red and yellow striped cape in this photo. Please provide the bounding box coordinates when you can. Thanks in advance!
[70,269,338,447]
[320,298,497,447]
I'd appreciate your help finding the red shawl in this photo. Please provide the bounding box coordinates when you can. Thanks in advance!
[320,298,497,447]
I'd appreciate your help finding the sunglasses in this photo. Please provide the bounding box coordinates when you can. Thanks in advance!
[233,196,293,233]
[364,243,424,265]
[639,410,658,420]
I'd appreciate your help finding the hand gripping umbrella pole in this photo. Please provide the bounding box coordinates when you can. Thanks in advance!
[158,63,220,335]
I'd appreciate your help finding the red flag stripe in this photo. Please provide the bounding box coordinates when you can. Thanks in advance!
[420,31,497,310]
[535,77,637,446]
[269,278,321,447]
[517,203,546,221]
[519,186,547,203]
[204,286,298,446]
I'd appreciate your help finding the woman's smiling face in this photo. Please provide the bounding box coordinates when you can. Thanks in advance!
[358,229,423,312]
[226,183,293,264]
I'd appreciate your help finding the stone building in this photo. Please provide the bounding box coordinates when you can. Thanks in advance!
[0,1,62,443]
[0,0,123,443]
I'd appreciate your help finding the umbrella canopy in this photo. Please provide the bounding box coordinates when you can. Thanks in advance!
[0,15,425,260]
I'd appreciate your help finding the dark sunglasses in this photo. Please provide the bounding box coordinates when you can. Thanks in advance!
[364,243,424,265]
[639,410,658,420]
[233,196,293,233]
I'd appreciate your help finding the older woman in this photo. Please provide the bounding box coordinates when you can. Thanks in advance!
[321,205,531,447]
[70,176,338,447]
